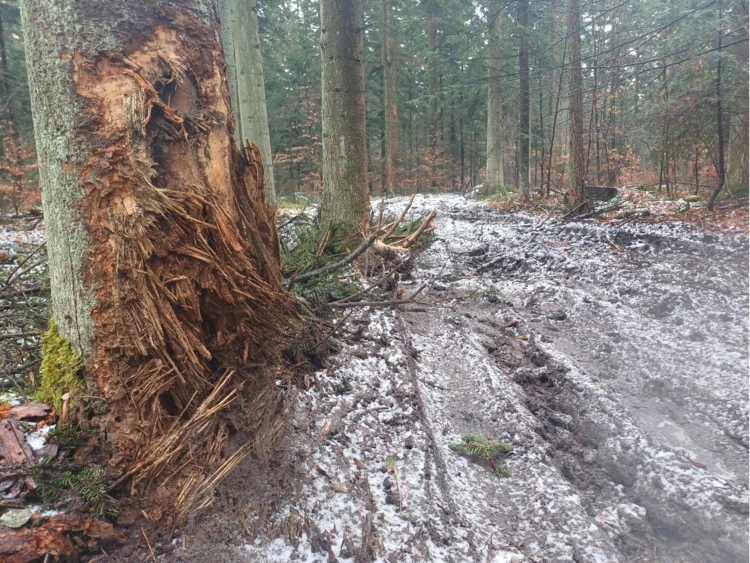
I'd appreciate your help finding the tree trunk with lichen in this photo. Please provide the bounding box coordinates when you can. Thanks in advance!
[319,0,369,236]
[218,0,278,208]
[21,0,289,517]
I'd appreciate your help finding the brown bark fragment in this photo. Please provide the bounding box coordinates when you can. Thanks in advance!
[0,419,35,466]
[0,513,126,563]
[7,404,52,420]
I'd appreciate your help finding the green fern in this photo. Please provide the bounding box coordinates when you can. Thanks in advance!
[450,434,512,477]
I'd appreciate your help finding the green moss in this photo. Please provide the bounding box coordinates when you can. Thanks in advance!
[34,318,86,411]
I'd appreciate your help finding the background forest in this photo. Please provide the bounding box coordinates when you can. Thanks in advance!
[0,0,747,210]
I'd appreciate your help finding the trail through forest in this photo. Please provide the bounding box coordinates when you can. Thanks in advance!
[185,194,748,563]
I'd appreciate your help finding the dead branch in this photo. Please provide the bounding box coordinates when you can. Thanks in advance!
[395,209,436,248]
[287,230,381,289]
[565,204,622,221]
[0,331,43,342]
[382,194,416,239]
[562,201,588,219]
[328,298,414,309]
[315,222,332,259]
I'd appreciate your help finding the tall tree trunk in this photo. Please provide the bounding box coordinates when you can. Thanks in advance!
[537,79,545,192]
[547,41,567,194]
[22,0,289,512]
[486,0,504,190]
[518,0,531,196]
[0,9,23,216]
[320,0,369,232]
[567,0,586,204]
[605,48,620,187]
[382,0,398,196]
[694,147,701,195]
[707,0,726,211]
[426,0,438,188]
[219,0,278,207]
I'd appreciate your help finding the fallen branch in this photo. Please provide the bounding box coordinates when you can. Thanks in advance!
[328,298,413,309]
[561,201,587,219]
[565,204,622,222]
[287,230,381,289]
[385,458,402,511]
[476,256,505,274]
[382,194,416,239]
[0,331,43,342]
[395,209,436,248]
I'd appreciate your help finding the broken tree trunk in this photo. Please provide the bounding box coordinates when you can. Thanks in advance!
[21,0,290,514]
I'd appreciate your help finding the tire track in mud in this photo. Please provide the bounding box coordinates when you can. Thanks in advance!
[392,194,749,562]
[185,194,747,563]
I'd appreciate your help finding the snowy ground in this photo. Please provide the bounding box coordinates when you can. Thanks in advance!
[185,194,748,563]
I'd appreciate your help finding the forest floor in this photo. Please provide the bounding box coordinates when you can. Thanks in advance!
[0,194,747,562]
[181,194,749,563]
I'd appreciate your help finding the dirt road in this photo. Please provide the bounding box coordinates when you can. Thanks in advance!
[186,194,748,562]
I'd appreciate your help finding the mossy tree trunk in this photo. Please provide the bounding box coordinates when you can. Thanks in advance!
[319,0,369,235]
[486,0,504,190]
[218,0,278,208]
[22,0,289,513]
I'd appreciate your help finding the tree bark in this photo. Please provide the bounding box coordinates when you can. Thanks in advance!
[319,0,369,235]
[0,9,23,216]
[22,0,289,511]
[382,0,398,196]
[486,0,504,190]
[426,0,438,188]
[218,0,278,208]
[518,0,531,196]
[707,0,726,211]
[547,41,566,195]
[567,0,586,204]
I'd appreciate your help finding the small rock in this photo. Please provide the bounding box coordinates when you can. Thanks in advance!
[0,506,34,528]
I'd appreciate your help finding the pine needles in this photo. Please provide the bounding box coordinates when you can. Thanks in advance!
[450,434,512,477]
[57,468,119,521]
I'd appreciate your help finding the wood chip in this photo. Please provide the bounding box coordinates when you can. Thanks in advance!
[314,464,332,480]
[7,403,51,420]
[0,419,35,466]
[352,458,368,470]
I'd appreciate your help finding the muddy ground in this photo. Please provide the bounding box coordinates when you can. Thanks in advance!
[179,194,748,563]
